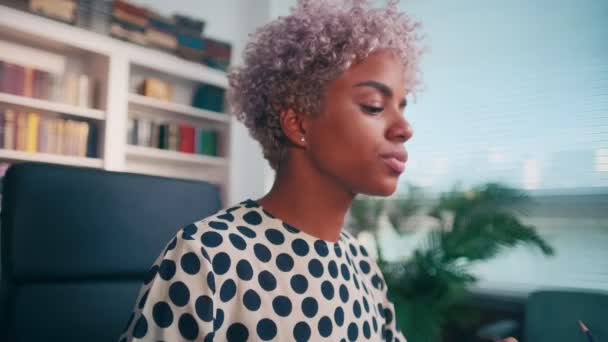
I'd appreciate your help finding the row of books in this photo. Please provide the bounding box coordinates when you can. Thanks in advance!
[136,78,226,113]
[128,117,218,156]
[0,60,52,99]
[108,0,231,71]
[0,59,95,108]
[0,109,97,158]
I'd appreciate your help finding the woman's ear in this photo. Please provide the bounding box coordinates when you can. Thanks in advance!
[279,108,308,147]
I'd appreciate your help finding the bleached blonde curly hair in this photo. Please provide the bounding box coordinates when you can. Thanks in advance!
[228,0,423,170]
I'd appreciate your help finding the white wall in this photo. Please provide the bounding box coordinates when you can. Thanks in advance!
[137,0,273,205]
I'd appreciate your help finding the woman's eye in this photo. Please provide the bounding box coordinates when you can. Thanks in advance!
[360,104,383,114]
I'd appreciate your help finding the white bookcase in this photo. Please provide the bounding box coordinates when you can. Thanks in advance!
[0,5,232,203]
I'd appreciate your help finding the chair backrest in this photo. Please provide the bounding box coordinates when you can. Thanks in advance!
[525,289,608,342]
[0,162,222,341]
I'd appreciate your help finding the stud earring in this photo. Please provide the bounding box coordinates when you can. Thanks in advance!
[300,137,305,142]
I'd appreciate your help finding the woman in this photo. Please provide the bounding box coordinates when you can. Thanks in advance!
[120,0,517,341]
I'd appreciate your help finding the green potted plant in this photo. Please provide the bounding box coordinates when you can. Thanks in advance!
[349,183,554,342]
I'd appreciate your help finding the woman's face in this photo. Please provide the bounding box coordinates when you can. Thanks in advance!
[305,50,413,196]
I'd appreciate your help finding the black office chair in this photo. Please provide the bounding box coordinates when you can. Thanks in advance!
[0,162,222,341]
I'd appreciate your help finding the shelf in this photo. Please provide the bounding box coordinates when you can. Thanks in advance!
[0,149,103,168]
[125,145,228,167]
[128,94,229,123]
[0,92,105,120]
[0,5,228,88]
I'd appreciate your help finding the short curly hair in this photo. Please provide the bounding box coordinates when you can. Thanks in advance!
[228,0,423,170]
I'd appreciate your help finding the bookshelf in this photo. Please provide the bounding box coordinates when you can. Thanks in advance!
[0,4,232,203]
[0,92,106,120]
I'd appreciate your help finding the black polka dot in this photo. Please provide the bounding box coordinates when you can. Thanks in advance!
[212,252,231,275]
[328,260,339,279]
[359,245,369,256]
[290,274,308,294]
[359,260,371,274]
[237,225,256,238]
[349,243,358,256]
[181,252,201,275]
[254,243,272,262]
[283,222,300,234]
[208,220,228,230]
[353,300,362,318]
[169,281,190,307]
[385,329,394,341]
[182,223,197,240]
[178,313,199,340]
[207,271,216,294]
[217,212,235,222]
[220,279,237,302]
[301,297,318,318]
[262,209,275,218]
[242,199,259,208]
[372,274,383,289]
[204,332,214,342]
[195,295,214,322]
[243,289,261,311]
[265,228,285,245]
[229,233,247,250]
[201,231,223,248]
[236,259,254,280]
[257,318,277,340]
[243,210,263,225]
[378,303,385,317]
[334,245,343,257]
[291,238,309,256]
[334,306,344,327]
[314,240,329,257]
[272,295,293,317]
[339,284,349,303]
[340,264,351,281]
[138,289,149,309]
[318,316,333,337]
[152,301,173,328]
[293,321,311,342]
[373,316,378,332]
[308,259,324,278]
[348,322,359,341]
[159,259,176,280]
[165,237,177,254]
[214,308,224,331]
[200,247,211,262]
[276,253,294,272]
[321,281,334,300]
[353,274,361,290]
[144,265,158,285]
[258,270,277,291]
[363,297,370,312]
[363,321,371,338]
[384,307,394,324]
[227,322,249,342]
[132,314,148,338]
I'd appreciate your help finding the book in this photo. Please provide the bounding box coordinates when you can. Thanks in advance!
[168,123,179,151]
[3,109,15,150]
[200,129,217,156]
[86,121,97,157]
[26,112,40,153]
[178,124,195,153]
[15,111,27,151]
[139,78,173,101]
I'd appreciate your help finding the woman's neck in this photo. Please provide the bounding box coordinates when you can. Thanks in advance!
[258,154,354,242]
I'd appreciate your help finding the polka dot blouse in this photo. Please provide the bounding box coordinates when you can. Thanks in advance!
[119,199,406,341]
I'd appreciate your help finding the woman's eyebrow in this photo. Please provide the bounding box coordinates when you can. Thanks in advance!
[355,80,407,106]
[354,80,393,98]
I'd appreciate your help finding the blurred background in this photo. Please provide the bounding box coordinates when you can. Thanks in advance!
[0,0,606,341]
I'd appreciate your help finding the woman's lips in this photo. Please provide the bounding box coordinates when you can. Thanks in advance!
[380,150,408,174]
[382,156,406,174]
